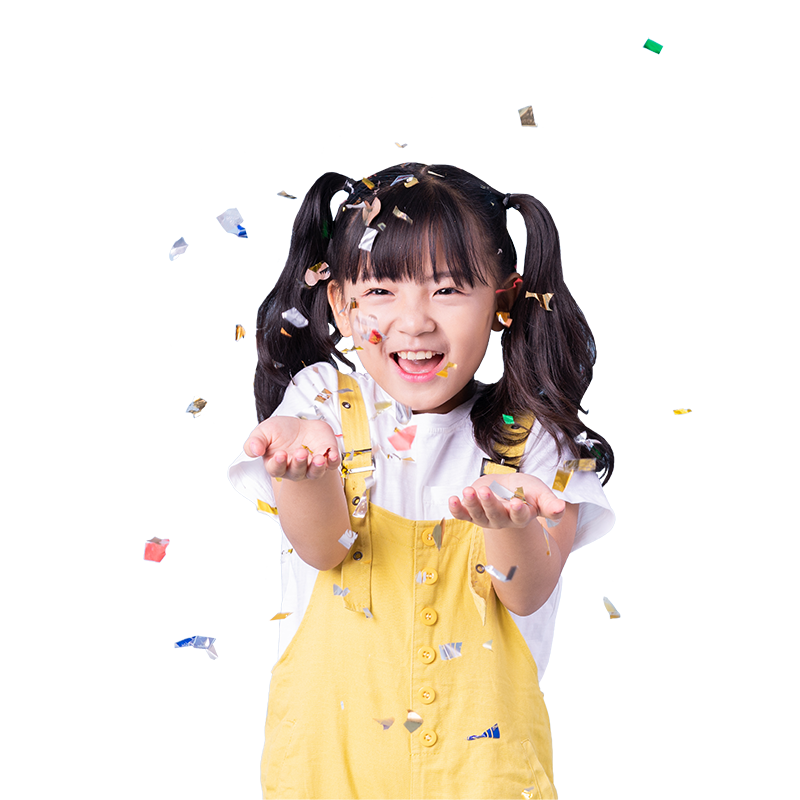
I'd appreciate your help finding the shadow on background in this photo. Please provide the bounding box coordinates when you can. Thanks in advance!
[0,186,260,799]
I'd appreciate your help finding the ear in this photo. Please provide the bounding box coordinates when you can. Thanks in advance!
[327,281,353,337]
[492,273,522,331]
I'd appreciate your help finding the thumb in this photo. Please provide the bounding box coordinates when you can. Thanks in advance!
[244,435,266,458]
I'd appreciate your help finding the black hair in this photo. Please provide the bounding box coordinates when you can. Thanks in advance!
[254,163,614,483]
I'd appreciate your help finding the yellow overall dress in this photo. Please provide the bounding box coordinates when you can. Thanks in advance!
[262,373,557,799]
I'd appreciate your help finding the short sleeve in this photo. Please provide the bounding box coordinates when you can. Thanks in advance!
[518,423,615,552]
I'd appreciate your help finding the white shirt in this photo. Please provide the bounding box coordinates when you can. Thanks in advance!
[228,362,615,679]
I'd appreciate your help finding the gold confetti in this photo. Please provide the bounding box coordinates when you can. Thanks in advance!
[256,499,278,515]
[235,324,246,340]
[277,190,297,199]
[436,361,457,378]
[270,612,292,621]
[673,408,692,415]
[552,468,573,492]
[361,177,375,190]
[374,717,395,730]
[314,388,333,403]
[522,788,537,799]
[563,459,596,472]
[518,105,537,127]
[280,327,291,337]
[404,177,418,188]
[496,311,512,328]
[304,261,331,287]
[603,597,621,619]
[526,291,554,311]
[374,401,392,413]
[340,345,363,353]
[186,398,207,417]
[349,298,359,310]
[395,142,407,148]
[392,206,413,224]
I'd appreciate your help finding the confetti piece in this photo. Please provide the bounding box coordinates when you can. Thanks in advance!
[526,291,554,311]
[175,636,218,659]
[390,174,415,187]
[404,710,423,733]
[541,525,551,556]
[575,431,601,451]
[436,361,456,378]
[496,311,512,328]
[603,597,621,619]
[432,520,443,550]
[483,640,493,651]
[235,324,246,340]
[186,398,207,417]
[169,236,188,261]
[484,564,517,582]
[363,608,373,619]
[340,701,344,710]
[673,408,692,415]
[352,495,369,519]
[338,529,358,549]
[518,106,537,127]
[363,197,381,226]
[388,425,417,451]
[495,277,523,295]
[270,612,292,621]
[314,388,333,403]
[144,537,169,562]
[277,190,297,199]
[415,570,425,584]
[563,459,596,472]
[428,171,445,178]
[522,788,537,799]
[404,177,419,188]
[488,480,514,501]
[643,38,663,54]
[439,642,463,660]
[374,717,395,730]
[392,206,413,224]
[333,584,350,597]
[349,298,359,310]
[468,723,500,740]
[216,208,248,237]
[395,142,407,148]
[281,307,309,328]
[502,413,515,425]
[358,227,379,252]
[368,329,384,344]
[552,468,573,492]
[257,499,278,515]
[280,327,291,337]
[361,177,375,190]
[340,345,363,354]
[304,261,331,287]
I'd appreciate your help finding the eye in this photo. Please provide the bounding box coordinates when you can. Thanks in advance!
[435,287,461,296]
[364,286,461,297]
[364,288,391,296]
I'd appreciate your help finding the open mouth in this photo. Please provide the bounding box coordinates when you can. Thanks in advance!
[391,350,445,376]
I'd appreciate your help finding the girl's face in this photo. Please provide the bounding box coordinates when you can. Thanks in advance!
[328,264,518,414]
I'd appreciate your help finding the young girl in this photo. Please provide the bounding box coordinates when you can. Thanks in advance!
[228,163,615,799]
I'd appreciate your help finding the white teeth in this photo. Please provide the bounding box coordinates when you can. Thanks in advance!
[397,350,440,361]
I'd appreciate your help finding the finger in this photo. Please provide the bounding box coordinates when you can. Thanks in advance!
[448,496,472,522]
[475,486,511,528]
[264,450,288,478]
[461,487,490,526]
[245,435,267,458]
[305,454,329,480]
[508,498,533,527]
[283,449,310,481]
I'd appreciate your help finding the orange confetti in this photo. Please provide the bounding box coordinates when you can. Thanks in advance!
[235,324,246,340]
[280,327,292,337]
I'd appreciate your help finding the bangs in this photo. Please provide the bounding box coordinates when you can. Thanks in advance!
[330,175,497,288]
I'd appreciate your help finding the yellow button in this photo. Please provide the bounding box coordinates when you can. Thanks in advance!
[420,729,438,747]
[420,607,438,626]
[423,569,438,585]
[422,530,436,546]
[418,646,436,664]
[418,686,436,704]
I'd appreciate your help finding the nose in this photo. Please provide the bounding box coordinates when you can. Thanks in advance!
[393,295,436,337]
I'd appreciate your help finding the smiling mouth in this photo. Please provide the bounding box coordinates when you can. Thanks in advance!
[391,351,445,374]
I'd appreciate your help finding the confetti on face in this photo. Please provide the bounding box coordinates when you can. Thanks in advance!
[281,307,309,328]
[643,38,663,54]
[333,584,350,597]
[563,458,596,472]
[277,190,297,199]
[355,313,387,345]
[338,529,358,549]
[235,324,246,340]
[673,408,692,415]
[144,537,169,562]
[435,361,456,378]
[603,596,621,618]
[186,398,207,417]
[168,236,188,261]
[518,106,537,127]
[270,612,292,621]
[358,227,379,252]
[216,208,248,237]
[374,717,395,730]
[368,329,384,344]
[257,499,278,515]
[175,636,218,659]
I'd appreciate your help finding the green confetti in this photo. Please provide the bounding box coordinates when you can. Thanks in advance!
[502,414,514,425]
[643,39,663,54]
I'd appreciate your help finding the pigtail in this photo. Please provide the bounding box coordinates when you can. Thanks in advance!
[254,172,356,422]
[473,192,615,484]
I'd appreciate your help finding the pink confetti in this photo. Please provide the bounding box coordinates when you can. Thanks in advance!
[387,425,417,451]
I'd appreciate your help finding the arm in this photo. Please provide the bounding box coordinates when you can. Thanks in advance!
[272,470,351,570]
[483,497,577,616]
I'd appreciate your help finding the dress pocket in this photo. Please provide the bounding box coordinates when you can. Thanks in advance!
[261,718,297,799]
[521,738,558,799]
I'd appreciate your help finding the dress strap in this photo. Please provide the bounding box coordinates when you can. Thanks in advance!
[337,372,375,615]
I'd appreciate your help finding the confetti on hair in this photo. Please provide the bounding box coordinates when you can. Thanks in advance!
[484,564,517,583]
[216,208,247,237]
[483,640,493,651]
[270,612,292,621]
[280,327,291,337]
[392,206,413,224]
[175,636,218,659]
[575,431,602,451]
[257,499,278,515]
[404,710,423,733]
[643,38,663,54]
[387,425,417,451]
[234,324,246,340]
[603,596,621,619]
[338,529,358,549]
[376,221,387,231]
[358,227,379,252]
[144,537,169,563]
[281,307,309,328]
[496,311,512,328]
[363,197,381,226]
[518,106,537,127]
[333,584,350,597]
[404,177,419,188]
[395,142,407,148]
[272,360,285,369]
[563,458,596,472]
[186,398,207,417]
[361,177,375,190]
[390,174,415,187]
[526,291,554,311]
[673,408,692,415]
[168,236,188,261]
[428,170,445,178]
[277,190,297,199]
[374,717,395,730]
[502,414,515,425]
[304,261,331,287]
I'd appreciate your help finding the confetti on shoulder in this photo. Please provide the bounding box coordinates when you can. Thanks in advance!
[186,398,207,417]
[436,361,456,378]
[603,597,621,618]
[277,190,297,199]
